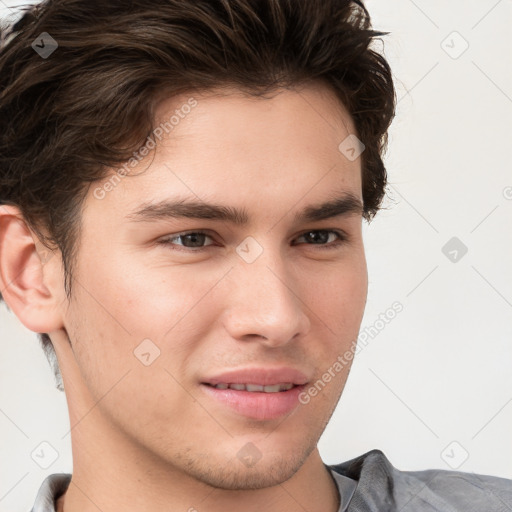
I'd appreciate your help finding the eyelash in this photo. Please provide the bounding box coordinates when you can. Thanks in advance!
[157,229,348,252]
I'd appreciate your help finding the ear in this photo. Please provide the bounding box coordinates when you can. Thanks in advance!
[0,205,64,333]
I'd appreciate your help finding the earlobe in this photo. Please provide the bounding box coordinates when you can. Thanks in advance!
[0,205,64,333]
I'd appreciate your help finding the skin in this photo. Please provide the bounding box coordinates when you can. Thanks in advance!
[0,82,368,512]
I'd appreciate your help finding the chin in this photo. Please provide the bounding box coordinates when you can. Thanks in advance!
[197,456,302,490]
[172,439,315,491]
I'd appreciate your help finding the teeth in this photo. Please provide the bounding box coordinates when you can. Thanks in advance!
[211,383,294,393]
[246,384,264,392]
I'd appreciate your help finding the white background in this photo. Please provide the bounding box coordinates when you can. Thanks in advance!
[1,0,511,510]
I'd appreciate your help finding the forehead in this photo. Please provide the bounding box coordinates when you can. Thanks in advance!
[153,82,357,156]
[87,83,362,225]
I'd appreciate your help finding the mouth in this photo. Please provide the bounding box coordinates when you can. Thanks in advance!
[203,382,296,392]
[199,382,307,421]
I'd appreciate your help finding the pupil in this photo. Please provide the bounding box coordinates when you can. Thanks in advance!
[306,231,328,244]
[183,233,205,247]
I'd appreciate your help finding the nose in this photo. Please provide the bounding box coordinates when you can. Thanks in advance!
[221,247,311,348]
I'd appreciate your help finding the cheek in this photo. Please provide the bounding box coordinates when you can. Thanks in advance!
[306,256,367,328]
[65,281,200,439]
[301,255,367,381]
[76,246,225,340]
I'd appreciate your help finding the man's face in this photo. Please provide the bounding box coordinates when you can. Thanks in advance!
[55,83,368,489]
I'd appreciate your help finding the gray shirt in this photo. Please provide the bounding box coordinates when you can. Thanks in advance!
[30,449,512,512]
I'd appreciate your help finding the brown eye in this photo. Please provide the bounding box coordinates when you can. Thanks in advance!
[159,231,215,250]
[293,230,346,247]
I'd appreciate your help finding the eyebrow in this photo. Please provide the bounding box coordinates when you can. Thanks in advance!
[125,192,364,225]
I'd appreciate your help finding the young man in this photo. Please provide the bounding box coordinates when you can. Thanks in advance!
[0,1,510,511]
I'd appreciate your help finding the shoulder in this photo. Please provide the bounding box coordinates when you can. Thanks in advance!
[30,473,71,512]
[329,449,512,512]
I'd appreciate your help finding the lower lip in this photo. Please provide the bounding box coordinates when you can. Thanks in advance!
[200,384,306,421]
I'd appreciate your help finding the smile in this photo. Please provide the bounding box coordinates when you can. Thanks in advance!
[205,382,295,392]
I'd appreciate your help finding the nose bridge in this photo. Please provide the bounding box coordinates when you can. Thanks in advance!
[223,239,310,345]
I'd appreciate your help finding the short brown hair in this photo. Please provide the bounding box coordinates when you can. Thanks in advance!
[0,0,396,388]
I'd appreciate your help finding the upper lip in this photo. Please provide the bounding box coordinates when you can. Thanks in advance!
[202,367,309,386]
